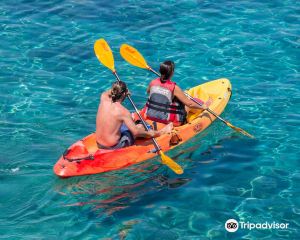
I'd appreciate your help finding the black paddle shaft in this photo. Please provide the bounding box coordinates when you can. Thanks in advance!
[113,71,161,152]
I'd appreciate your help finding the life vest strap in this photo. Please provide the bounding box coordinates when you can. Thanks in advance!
[146,103,185,115]
[148,99,184,109]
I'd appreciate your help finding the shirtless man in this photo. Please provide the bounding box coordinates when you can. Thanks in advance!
[96,81,172,149]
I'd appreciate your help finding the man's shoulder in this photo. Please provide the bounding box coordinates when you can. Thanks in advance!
[117,103,130,115]
[101,91,110,100]
[112,103,130,120]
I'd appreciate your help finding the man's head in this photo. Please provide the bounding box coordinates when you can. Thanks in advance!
[109,81,128,102]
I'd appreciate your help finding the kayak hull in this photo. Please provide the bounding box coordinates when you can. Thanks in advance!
[54,78,232,177]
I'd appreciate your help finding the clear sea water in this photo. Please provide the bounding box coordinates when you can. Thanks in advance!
[0,0,299,239]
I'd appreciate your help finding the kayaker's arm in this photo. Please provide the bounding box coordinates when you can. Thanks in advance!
[174,85,207,109]
[122,111,160,138]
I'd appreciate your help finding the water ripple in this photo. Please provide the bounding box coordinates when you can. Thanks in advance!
[0,0,299,239]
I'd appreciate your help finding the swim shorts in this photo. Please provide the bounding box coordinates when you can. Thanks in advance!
[97,124,134,150]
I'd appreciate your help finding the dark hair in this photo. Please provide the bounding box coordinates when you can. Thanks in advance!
[159,60,175,83]
[109,81,128,102]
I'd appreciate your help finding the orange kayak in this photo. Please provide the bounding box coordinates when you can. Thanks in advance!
[54,78,232,177]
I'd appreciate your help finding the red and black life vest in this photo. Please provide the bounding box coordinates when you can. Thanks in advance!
[144,78,187,126]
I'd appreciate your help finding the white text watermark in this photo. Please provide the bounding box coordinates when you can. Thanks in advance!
[225,219,289,232]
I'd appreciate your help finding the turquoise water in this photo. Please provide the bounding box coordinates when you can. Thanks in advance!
[1,0,299,239]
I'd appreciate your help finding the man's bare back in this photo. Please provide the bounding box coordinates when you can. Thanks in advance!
[96,91,127,146]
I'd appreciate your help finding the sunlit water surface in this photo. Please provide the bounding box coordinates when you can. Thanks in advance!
[0,0,299,239]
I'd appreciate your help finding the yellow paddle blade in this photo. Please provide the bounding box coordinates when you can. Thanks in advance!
[120,44,150,69]
[159,151,183,174]
[226,122,254,138]
[94,38,115,72]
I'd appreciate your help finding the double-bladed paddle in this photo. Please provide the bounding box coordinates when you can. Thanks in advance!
[94,39,183,174]
[120,44,254,138]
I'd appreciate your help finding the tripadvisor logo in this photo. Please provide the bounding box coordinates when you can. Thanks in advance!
[225,219,239,232]
[225,219,289,232]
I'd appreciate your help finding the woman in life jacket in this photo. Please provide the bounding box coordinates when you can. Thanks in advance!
[143,60,209,126]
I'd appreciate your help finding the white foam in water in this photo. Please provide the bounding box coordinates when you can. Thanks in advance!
[11,167,20,173]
